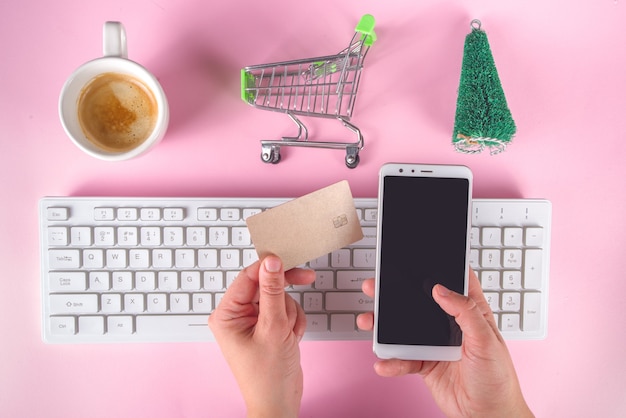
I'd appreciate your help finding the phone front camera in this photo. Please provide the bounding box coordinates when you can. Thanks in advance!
[399,169,404,173]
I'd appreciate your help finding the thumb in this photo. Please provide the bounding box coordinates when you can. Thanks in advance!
[432,284,499,343]
[257,255,288,329]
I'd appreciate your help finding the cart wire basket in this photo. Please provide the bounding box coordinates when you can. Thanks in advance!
[241,14,377,168]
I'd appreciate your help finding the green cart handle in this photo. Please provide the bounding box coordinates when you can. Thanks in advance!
[355,14,377,46]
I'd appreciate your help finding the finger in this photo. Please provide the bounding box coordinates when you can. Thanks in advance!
[361,278,375,298]
[373,359,429,377]
[290,295,308,341]
[257,255,288,328]
[432,284,499,342]
[466,268,500,330]
[285,267,316,286]
[211,261,261,318]
[467,268,488,309]
[356,312,374,331]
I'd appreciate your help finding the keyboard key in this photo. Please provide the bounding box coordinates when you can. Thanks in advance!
[129,249,150,268]
[112,272,133,291]
[503,227,523,246]
[336,270,371,289]
[331,314,355,332]
[140,208,161,221]
[503,249,522,268]
[197,208,217,221]
[502,271,522,290]
[325,292,373,311]
[523,249,543,289]
[501,314,520,332]
[140,227,161,246]
[136,315,209,337]
[231,227,251,246]
[153,249,173,268]
[49,249,80,269]
[181,271,201,290]
[89,272,110,291]
[101,294,122,313]
[83,249,104,268]
[353,249,375,268]
[480,249,501,268]
[94,227,115,245]
[186,227,207,246]
[192,294,213,312]
[124,294,145,313]
[522,292,542,331]
[71,227,92,246]
[94,207,115,221]
[79,316,105,335]
[46,207,69,221]
[50,316,76,335]
[163,208,184,221]
[209,227,228,246]
[106,249,127,268]
[501,292,521,312]
[117,208,138,221]
[147,293,168,312]
[302,292,323,312]
[135,272,156,291]
[48,227,68,246]
[163,227,184,245]
[363,209,377,222]
[481,227,501,246]
[306,314,328,332]
[49,272,86,292]
[175,249,195,268]
[50,294,98,314]
[107,316,134,334]
[480,271,500,290]
[331,249,351,268]
[118,227,138,246]
[314,271,334,289]
[525,227,544,247]
[220,208,240,221]
[170,294,190,312]
[158,272,178,291]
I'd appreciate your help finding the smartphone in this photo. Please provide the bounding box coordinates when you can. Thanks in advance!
[373,163,472,361]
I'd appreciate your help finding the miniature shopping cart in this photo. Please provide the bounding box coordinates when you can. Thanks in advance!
[241,14,377,168]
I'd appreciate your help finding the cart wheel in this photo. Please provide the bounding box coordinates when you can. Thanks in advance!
[345,153,360,169]
[261,147,281,164]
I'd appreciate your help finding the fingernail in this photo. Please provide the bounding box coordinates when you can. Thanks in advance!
[264,256,282,273]
[435,284,451,297]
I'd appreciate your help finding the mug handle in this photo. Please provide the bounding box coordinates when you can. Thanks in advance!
[103,21,128,58]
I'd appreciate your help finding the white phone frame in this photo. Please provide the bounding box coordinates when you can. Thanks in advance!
[373,163,473,361]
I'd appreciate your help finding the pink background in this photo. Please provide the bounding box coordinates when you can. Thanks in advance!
[2,0,625,416]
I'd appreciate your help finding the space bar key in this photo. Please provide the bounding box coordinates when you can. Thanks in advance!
[136,315,210,337]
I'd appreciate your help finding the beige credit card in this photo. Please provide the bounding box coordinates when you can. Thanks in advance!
[246,180,364,270]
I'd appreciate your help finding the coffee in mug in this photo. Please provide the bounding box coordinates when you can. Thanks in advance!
[59,22,169,161]
[77,72,158,152]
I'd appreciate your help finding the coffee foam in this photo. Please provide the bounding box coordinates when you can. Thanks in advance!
[78,72,158,152]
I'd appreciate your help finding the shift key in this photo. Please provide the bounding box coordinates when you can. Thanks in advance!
[325,292,373,312]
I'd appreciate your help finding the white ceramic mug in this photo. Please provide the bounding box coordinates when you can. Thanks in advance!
[59,22,169,161]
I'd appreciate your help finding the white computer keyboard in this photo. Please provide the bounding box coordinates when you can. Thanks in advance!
[39,197,551,343]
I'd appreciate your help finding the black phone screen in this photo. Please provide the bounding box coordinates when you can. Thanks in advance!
[377,175,470,346]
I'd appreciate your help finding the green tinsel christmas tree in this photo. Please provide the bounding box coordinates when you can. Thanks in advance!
[452,20,516,154]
